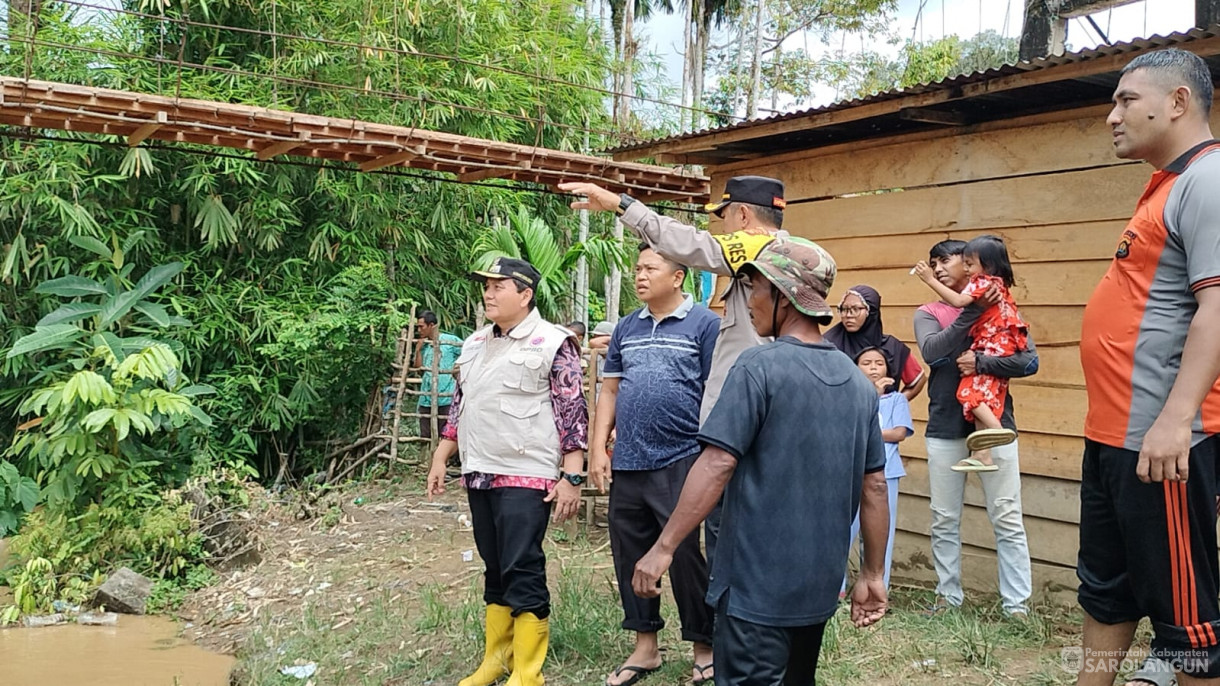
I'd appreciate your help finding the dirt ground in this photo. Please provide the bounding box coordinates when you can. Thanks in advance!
[175,471,1139,685]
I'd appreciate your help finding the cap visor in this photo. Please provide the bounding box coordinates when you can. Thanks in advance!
[468,270,512,282]
[704,200,730,215]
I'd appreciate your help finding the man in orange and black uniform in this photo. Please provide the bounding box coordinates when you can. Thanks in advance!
[1078,48,1220,686]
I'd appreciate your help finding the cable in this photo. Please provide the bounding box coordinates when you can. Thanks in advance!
[48,0,743,123]
[0,127,704,211]
[2,32,626,142]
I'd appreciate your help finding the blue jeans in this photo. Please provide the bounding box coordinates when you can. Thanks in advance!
[844,476,900,591]
[925,437,1032,614]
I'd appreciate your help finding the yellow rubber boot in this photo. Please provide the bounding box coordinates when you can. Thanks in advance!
[505,612,549,686]
[459,604,514,686]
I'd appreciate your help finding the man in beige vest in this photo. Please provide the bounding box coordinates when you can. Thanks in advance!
[427,257,588,686]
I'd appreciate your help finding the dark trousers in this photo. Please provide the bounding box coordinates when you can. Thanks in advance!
[1077,437,1220,677]
[468,487,551,618]
[418,403,452,440]
[609,454,713,643]
[714,593,827,686]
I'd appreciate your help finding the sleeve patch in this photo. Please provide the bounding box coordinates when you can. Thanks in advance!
[712,231,776,274]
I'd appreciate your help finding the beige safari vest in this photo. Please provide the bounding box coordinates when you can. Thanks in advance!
[455,308,568,480]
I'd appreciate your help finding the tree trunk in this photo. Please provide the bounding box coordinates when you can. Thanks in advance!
[681,0,694,131]
[747,0,765,119]
[693,1,708,130]
[770,42,781,113]
[617,0,636,128]
[10,0,41,16]
[575,127,590,326]
[607,218,624,323]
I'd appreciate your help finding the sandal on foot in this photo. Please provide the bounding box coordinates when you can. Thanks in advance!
[693,663,714,686]
[965,428,1017,452]
[950,457,999,472]
[922,596,953,617]
[606,665,660,686]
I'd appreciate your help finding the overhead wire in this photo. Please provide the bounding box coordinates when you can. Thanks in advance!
[0,97,701,198]
[0,129,705,213]
[1,32,626,141]
[48,0,743,123]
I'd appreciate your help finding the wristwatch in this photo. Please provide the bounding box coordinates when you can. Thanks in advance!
[561,472,585,486]
[616,193,636,216]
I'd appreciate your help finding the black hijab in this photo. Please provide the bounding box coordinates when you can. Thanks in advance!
[824,284,912,383]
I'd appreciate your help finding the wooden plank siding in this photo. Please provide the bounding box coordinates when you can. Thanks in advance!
[700,103,1177,600]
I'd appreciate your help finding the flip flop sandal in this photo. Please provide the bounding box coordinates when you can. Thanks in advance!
[950,458,1000,473]
[692,663,714,686]
[965,428,1017,452]
[606,665,660,686]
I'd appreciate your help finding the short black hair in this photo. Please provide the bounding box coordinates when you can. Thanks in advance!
[964,235,1015,288]
[565,321,587,337]
[929,239,967,260]
[418,310,438,325]
[511,278,538,310]
[728,201,783,229]
[1123,48,1214,116]
[638,244,688,279]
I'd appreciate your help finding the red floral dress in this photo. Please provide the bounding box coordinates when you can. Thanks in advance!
[956,274,1029,422]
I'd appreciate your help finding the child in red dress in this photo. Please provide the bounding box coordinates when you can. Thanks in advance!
[913,235,1027,472]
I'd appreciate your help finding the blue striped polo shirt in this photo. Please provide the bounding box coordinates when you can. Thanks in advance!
[603,294,720,471]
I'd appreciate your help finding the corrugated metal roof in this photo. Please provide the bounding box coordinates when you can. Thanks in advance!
[611,26,1220,155]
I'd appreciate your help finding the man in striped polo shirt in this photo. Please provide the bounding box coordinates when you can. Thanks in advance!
[590,245,720,686]
[1079,48,1220,686]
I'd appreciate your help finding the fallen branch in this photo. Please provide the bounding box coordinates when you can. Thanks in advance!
[324,434,382,462]
[332,439,390,483]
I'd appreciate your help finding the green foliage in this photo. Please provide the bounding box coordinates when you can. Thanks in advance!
[146,564,219,614]
[1,1,619,482]
[830,30,1020,99]
[0,493,207,623]
[5,249,211,512]
[0,462,39,537]
[471,206,628,322]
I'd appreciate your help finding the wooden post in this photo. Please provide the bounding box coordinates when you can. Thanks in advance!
[1018,0,1067,61]
[1199,0,1220,28]
[429,336,441,453]
[389,304,417,464]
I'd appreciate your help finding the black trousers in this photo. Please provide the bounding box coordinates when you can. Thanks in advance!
[609,454,713,643]
[1078,437,1220,678]
[417,403,452,440]
[468,487,551,618]
[713,592,827,686]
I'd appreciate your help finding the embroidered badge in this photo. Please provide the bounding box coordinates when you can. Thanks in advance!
[1116,228,1137,259]
[530,336,545,345]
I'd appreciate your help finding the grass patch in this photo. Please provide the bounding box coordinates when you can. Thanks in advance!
[231,528,1084,685]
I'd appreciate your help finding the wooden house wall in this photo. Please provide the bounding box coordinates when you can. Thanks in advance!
[700,102,1220,600]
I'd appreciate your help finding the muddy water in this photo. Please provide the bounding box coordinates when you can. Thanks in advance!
[0,614,234,685]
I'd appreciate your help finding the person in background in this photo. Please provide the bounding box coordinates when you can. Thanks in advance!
[564,320,587,346]
[825,285,926,401]
[914,239,1036,619]
[843,347,913,592]
[414,309,464,440]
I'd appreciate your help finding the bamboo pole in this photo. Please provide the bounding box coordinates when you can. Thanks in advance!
[429,335,441,453]
[389,304,417,464]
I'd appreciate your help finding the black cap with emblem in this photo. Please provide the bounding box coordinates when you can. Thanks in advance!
[704,175,787,217]
[469,256,543,290]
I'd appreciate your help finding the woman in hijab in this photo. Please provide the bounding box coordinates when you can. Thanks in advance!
[825,284,926,401]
